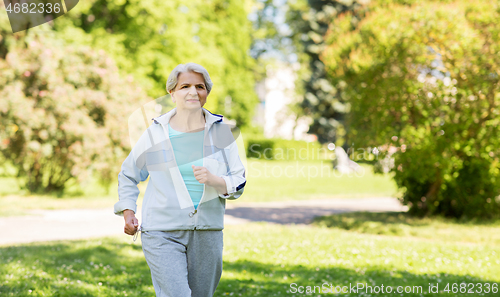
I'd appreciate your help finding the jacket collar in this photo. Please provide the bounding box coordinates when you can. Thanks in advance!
[152,107,223,126]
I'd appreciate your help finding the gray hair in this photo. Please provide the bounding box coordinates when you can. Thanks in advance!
[166,63,213,94]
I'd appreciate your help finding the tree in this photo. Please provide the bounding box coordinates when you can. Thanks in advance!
[0,14,147,193]
[321,0,500,218]
[286,0,371,146]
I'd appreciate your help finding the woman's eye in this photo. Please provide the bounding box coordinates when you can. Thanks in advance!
[197,85,205,89]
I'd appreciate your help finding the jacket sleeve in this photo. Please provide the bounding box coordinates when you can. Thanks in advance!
[218,136,246,200]
[114,129,152,216]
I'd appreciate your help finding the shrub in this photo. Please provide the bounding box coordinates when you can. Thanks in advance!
[0,27,147,193]
[322,0,500,218]
[245,135,328,161]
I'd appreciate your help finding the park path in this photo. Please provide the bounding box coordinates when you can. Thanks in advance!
[0,197,407,246]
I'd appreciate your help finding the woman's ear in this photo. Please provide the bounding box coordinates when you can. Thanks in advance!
[169,90,175,103]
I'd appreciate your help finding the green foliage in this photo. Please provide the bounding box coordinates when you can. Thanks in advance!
[0,0,260,193]
[286,0,371,146]
[0,21,147,193]
[246,137,275,159]
[321,0,500,218]
[54,0,259,128]
[240,123,264,136]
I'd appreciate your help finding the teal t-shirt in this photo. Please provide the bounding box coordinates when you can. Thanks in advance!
[168,124,204,209]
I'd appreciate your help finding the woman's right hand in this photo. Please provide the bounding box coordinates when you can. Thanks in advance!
[123,209,139,236]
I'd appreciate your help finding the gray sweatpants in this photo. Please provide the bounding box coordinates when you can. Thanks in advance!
[141,230,223,297]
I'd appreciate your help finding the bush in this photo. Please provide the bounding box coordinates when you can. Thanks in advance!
[440,157,500,218]
[322,0,500,218]
[0,27,147,193]
[245,136,275,159]
[244,135,328,161]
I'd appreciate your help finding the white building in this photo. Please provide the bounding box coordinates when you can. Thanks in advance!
[253,62,316,142]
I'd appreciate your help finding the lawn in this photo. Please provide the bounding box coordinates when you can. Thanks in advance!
[1,215,499,296]
[312,212,500,246]
[0,160,398,216]
[243,160,398,202]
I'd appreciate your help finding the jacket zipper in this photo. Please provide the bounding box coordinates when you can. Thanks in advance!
[190,121,211,229]
[158,117,213,229]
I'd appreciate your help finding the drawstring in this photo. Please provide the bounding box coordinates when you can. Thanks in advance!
[133,226,142,242]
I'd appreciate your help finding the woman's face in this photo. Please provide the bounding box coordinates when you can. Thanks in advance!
[170,71,208,110]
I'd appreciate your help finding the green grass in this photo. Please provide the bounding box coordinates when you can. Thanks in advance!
[0,174,147,217]
[1,219,499,296]
[242,159,399,202]
[312,212,500,245]
[0,160,397,216]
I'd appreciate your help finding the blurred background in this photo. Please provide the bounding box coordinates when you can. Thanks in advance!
[1,0,500,296]
[2,0,499,218]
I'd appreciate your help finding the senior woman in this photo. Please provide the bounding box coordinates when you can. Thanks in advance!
[114,63,246,297]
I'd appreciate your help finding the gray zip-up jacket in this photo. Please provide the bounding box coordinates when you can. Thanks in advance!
[114,107,246,231]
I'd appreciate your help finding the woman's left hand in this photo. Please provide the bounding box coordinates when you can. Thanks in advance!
[192,165,228,195]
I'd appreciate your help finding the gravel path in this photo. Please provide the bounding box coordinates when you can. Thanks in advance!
[0,197,407,246]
